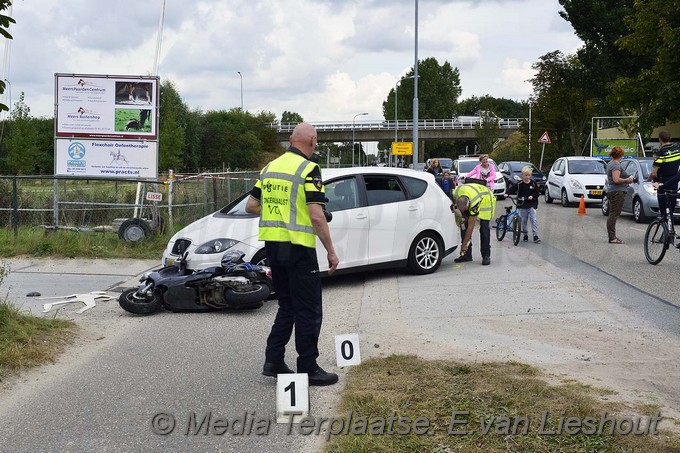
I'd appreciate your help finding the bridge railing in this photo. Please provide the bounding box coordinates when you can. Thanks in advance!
[271,118,525,132]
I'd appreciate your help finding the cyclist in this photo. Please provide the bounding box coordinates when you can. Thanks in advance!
[645,130,680,217]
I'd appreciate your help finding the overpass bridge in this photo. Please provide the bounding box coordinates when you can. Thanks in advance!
[271,118,526,143]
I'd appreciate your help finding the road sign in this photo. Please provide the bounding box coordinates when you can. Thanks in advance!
[538,131,551,144]
[391,142,413,155]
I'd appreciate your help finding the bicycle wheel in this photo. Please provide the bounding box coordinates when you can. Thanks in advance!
[512,215,521,246]
[644,218,669,265]
[496,215,507,241]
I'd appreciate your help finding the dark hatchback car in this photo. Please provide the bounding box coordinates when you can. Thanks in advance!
[497,161,547,195]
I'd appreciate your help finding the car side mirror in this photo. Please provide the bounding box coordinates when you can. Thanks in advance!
[554,170,563,176]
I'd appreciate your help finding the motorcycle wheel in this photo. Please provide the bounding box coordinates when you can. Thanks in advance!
[119,287,163,315]
[224,283,270,309]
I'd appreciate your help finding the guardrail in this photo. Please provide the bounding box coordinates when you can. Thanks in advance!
[271,118,525,132]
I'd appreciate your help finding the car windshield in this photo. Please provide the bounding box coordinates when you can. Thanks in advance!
[637,160,653,179]
[438,158,452,168]
[509,162,542,175]
[567,160,606,174]
[459,159,498,173]
[219,192,252,216]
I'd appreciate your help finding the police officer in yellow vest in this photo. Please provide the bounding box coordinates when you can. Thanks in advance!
[246,122,340,386]
[452,181,497,266]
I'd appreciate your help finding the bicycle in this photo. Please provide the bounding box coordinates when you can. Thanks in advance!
[644,189,680,264]
[495,196,525,246]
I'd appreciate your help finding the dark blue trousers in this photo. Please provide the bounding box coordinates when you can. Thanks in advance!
[264,242,322,373]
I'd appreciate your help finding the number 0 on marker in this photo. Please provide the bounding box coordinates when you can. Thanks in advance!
[335,333,361,366]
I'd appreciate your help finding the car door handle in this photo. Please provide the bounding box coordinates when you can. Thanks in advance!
[408,206,418,212]
[355,213,367,219]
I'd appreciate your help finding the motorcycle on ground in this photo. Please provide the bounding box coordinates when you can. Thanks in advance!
[119,250,273,315]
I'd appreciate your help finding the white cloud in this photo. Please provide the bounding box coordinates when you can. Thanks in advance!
[2,0,582,121]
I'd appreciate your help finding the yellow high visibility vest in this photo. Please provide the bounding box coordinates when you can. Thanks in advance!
[256,151,320,248]
[453,183,496,220]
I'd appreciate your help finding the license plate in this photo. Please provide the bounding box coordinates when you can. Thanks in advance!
[590,190,603,196]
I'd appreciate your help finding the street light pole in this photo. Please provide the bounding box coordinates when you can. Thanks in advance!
[394,75,416,167]
[237,71,243,110]
[413,0,420,166]
[352,112,368,167]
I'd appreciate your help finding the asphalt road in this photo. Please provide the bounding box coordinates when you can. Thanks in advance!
[0,199,679,451]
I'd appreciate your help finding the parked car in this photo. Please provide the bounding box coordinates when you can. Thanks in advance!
[451,156,507,199]
[600,157,680,223]
[162,167,460,276]
[544,156,607,207]
[498,161,547,195]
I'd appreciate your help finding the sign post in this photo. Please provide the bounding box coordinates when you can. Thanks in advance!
[537,131,551,171]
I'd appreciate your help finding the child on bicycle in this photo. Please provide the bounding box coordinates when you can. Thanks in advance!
[517,166,541,243]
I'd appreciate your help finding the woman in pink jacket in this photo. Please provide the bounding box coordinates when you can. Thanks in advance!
[464,154,496,190]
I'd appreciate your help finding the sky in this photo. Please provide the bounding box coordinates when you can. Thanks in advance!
[1,0,583,123]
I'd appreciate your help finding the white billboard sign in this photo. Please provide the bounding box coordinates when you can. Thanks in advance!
[55,74,159,140]
[55,139,158,179]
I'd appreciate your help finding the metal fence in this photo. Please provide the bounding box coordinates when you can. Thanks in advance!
[0,172,260,235]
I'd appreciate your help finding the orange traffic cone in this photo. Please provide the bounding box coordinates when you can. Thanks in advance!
[577,195,586,216]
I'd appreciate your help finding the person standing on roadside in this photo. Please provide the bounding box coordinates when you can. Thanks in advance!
[605,146,634,244]
[517,166,541,243]
[246,122,340,386]
[451,181,497,265]
[425,159,444,176]
[645,130,680,217]
[439,170,455,199]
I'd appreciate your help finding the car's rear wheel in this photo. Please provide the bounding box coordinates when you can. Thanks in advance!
[407,232,443,275]
[633,197,648,223]
[601,194,610,216]
[544,188,553,204]
[561,189,570,207]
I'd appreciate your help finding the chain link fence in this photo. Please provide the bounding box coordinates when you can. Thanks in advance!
[0,172,260,236]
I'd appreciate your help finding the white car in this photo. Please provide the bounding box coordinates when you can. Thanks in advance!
[162,167,460,275]
[451,157,507,199]
[544,156,607,207]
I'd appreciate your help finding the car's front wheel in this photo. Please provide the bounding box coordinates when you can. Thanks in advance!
[544,188,553,204]
[407,232,443,275]
[633,197,648,223]
[561,189,570,207]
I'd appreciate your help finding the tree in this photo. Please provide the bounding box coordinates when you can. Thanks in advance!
[490,131,529,163]
[0,1,15,113]
[158,80,187,171]
[2,93,47,174]
[529,51,595,157]
[281,111,303,124]
[611,0,680,138]
[382,57,462,121]
[558,0,644,112]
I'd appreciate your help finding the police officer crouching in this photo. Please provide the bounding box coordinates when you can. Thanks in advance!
[246,122,340,386]
[451,179,497,265]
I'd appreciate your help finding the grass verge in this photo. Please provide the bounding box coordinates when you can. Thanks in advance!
[324,355,680,453]
[0,227,168,259]
[0,300,78,380]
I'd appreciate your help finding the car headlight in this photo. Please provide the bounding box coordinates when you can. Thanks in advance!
[568,178,583,190]
[642,183,656,196]
[495,176,504,183]
[542,176,546,181]
[512,175,521,181]
[195,238,239,254]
